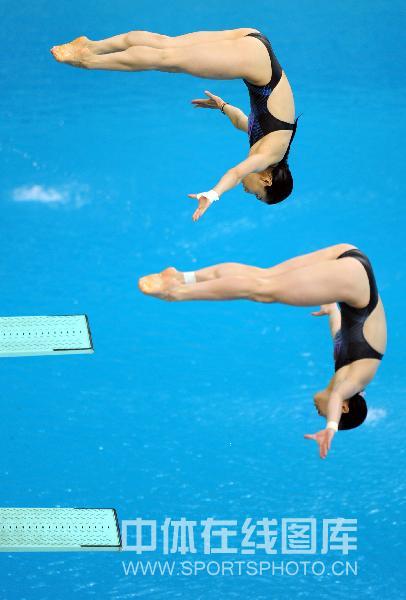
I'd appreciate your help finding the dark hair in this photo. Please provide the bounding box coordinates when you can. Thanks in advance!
[263,161,293,205]
[338,393,368,430]
[263,118,299,206]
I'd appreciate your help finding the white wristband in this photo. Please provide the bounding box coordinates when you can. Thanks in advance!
[196,189,219,204]
[326,421,338,432]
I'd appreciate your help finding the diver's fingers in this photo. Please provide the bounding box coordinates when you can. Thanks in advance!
[194,208,206,221]
[311,310,325,317]
[192,102,217,110]
[304,433,316,441]
[321,433,333,459]
[193,202,210,221]
[204,91,223,107]
[327,433,333,451]
[188,194,198,199]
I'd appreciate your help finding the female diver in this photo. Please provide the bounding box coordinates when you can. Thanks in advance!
[138,244,387,459]
[51,28,297,220]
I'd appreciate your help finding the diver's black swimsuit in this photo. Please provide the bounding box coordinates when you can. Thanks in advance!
[243,32,295,153]
[334,249,384,371]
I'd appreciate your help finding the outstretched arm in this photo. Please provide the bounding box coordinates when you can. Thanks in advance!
[189,153,270,221]
[223,104,249,132]
[305,375,365,459]
[192,91,248,132]
[327,377,363,422]
[312,303,341,337]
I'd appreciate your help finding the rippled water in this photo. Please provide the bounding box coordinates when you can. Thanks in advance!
[1,0,405,598]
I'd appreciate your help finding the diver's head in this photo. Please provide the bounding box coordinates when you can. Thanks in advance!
[313,391,368,431]
[242,118,298,204]
[337,393,368,430]
[242,159,294,205]
[242,167,274,201]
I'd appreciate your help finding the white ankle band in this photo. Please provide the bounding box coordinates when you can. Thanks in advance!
[183,271,196,284]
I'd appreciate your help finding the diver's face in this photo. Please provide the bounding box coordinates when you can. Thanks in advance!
[313,390,349,418]
[242,171,272,202]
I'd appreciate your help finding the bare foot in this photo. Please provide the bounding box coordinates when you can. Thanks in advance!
[50,36,93,67]
[138,267,183,299]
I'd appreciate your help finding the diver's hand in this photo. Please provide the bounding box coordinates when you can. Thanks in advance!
[188,193,212,222]
[191,90,224,110]
[188,190,219,222]
[312,304,337,317]
[304,428,335,459]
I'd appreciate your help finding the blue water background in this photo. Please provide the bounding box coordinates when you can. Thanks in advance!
[1,0,405,597]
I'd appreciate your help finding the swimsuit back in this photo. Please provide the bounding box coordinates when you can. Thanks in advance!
[334,249,384,371]
[243,32,295,150]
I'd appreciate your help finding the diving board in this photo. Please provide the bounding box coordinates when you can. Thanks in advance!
[0,315,93,357]
[0,508,121,552]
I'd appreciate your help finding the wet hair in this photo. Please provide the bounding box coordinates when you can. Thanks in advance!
[263,118,299,206]
[338,393,368,430]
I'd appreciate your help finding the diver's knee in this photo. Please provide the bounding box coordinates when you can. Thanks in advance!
[125,31,139,46]
[159,48,182,71]
[248,278,275,303]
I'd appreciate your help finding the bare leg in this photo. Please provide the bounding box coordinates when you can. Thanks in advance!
[142,244,356,290]
[138,244,359,296]
[51,35,271,82]
[195,262,265,281]
[194,244,357,282]
[262,243,357,277]
[138,262,266,297]
[51,32,162,61]
[87,28,258,54]
[140,259,370,308]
